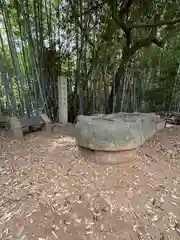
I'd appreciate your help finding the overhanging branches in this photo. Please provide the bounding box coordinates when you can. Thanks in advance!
[128,17,180,29]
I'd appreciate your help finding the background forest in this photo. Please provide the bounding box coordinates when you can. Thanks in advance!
[1,0,180,122]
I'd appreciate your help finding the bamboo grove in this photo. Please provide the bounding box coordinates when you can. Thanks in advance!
[1,0,180,122]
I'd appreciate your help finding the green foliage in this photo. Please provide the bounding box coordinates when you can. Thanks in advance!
[1,0,180,119]
[140,33,180,112]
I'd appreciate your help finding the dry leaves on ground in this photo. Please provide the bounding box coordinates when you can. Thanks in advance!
[0,126,180,239]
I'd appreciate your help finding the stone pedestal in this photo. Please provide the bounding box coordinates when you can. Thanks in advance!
[9,116,23,140]
[58,76,68,125]
[0,111,5,127]
[40,113,52,133]
[0,111,3,121]
[74,112,163,152]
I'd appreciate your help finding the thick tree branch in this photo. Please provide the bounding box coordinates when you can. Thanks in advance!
[129,14,162,54]
[112,16,131,47]
[107,0,117,16]
[103,0,132,42]
[106,0,132,16]
[119,0,133,16]
[69,0,94,48]
[152,38,164,47]
[84,3,104,15]
[128,17,180,28]
[129,35,158,55]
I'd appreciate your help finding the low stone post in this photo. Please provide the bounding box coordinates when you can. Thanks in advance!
[9,116,23,140]
[58,75,68,125]
[0,111,4,125]
[40,113,52,133]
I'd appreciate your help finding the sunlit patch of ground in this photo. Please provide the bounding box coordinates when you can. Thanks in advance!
[0,126,180,239]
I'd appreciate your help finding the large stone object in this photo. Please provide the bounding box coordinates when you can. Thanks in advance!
[9,114,52,140]
[0,111,4,121]
[0,112,6,127]
[9,116,23,140]
[75,112,165,151]
[78,146,137,165]
[40,113,52,134]
[19,115,44,133]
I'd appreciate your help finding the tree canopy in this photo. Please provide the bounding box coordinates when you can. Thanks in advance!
[0,0,180,121]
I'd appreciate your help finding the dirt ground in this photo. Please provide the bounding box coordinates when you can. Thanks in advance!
[1,125,180,240]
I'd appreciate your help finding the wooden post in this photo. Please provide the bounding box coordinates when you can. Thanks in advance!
[58,75,68,124]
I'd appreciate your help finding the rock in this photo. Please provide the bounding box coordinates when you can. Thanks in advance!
[78,146,137,164]
[74,112,164,151]
[19,115,44,133]
[156,117,166,131]
[9,116,23,140]
[9,114,52,140]
[0,111,4,121]
[40,113,52,133]
[0,112,6,127]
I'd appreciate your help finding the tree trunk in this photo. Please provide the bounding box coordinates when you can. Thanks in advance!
[107,52,131,113]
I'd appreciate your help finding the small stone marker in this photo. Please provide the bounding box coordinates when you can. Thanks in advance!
[40,113,52,133]
[58,75,68,125]
[9,116,23,140]
[0,112,6,127]
[0,111,4,122]
[19,115,44,133]
[9,114,52,140]
[156,116,166,131]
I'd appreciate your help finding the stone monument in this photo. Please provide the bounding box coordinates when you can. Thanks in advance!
[0,111,4,123]
[0,111,6,127]
[9,114,52,140]
[74,112,165,164]
[58,75,68,125]
[74,112,165,152]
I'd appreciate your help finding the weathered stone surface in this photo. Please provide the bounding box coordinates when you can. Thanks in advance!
[78,146,137,165]
[58,76,68,124]
[156,116,166,131]
[75,112,165,151]
[9,114,52,139]
[19,115,44,133]
[0,112,6,127]
[9,116,23,140]
[40,114,52,133]
[0,111,4,121]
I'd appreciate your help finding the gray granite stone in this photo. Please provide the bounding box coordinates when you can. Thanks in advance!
[74,112,165,151]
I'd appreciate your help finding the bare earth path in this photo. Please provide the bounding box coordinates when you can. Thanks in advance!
[1,126,180,240]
